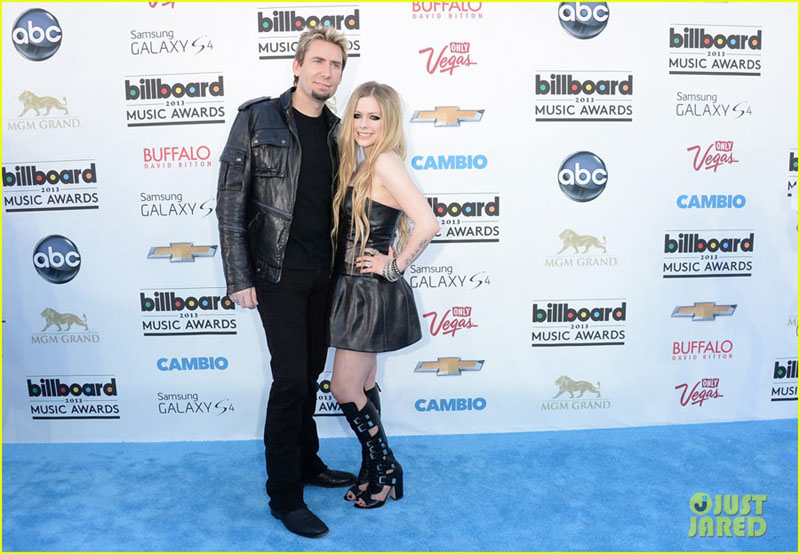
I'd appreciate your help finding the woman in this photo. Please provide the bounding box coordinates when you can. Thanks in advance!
[328,82,439,509]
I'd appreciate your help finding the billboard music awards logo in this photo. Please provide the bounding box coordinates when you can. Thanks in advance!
[315,375,342,417]
[140,192,215,218]
[157,392,234,415]
[770,358,797,402]
[12,9,62,61]
[541,375,611,411]
[675,378,724,407]
[558,2,609,39]
[544,228,618,268]
[33,235,80,284]
[419,41,477,75]
[407,263,491,290]
[411,153,487,171]
[427,193,500,243]
[129,29,213,56]
[257,6,360,60]
[558,151,607,202]
[3,159,99,213]
[668,25,762,77]
[422,306,478,338]
[788,150,797,205]
[147,242,217,263]
[662,230,754,278]
[674,92,752,119]
[410,106,483,127]
[687,140,739,173]
[124,73,225,127]
[411,2,484,20]
[8,90,81,131]
[688,493,767,538]
[534,71,633,122]
[26,375,119,420]
[139,288,236,336]
[531,299,626,347]
[143,145,213,169]
[32,307,100,345]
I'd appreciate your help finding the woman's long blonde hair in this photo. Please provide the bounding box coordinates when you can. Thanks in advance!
[332,82,411,263]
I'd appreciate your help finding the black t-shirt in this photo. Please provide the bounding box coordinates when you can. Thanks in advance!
[283,108,334,269]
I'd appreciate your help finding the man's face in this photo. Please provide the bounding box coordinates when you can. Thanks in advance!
[293,39,344,103]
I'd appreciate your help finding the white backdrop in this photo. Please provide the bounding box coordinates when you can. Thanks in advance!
[2,1,797,443]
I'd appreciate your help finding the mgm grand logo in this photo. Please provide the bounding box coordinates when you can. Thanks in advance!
[544,228,618,268]
[541,375,611,411]
[8,90,81,131]
[32,307,100,344]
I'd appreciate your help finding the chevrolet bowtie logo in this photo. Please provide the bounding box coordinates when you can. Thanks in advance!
[672,302,737,321]
[147,242,217,262]
[410,106,484,127]
[414,357,484,376]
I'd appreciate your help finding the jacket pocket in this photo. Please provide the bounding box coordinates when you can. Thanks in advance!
[218,148,246,190]
[252,128,290,178]
[248,205,292,266]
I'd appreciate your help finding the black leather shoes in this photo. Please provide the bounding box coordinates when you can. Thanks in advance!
[270,506,328,538]
[302,468,357,488]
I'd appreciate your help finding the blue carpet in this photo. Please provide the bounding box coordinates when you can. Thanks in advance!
[2,419,797,551]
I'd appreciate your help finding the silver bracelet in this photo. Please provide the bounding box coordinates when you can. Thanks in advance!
[382,258,401,282]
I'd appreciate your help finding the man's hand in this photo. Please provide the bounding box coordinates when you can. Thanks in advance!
[230,287,258,309]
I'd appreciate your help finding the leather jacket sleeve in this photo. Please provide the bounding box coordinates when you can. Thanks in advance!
[216,108,254,295]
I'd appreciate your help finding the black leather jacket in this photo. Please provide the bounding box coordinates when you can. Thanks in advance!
[216,87,340,293]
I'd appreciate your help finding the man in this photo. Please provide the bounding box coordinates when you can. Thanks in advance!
[216,26,355,538]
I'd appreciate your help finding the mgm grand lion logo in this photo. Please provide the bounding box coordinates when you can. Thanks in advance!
[556,229,607,254]
[40,308,89,332]
[18,91,69,117]
[553,375,601,398]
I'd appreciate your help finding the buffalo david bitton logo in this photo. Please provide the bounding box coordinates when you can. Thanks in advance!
[414,357,484,376]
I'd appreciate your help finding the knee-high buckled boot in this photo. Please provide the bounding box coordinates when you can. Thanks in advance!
[343,385,382,501]
[340,399,403,509]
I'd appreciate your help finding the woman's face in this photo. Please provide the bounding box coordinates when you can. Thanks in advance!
[352,95,383,154]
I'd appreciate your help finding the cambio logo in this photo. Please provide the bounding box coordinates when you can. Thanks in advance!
[558,151,607,202]
[558,2,609,39]
[12,9,62,61]
[33,235,80,284]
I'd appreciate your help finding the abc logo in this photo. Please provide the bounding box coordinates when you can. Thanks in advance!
[12,9,62,61]
[32,235,80,284]
[558,2,609,39]
[558,151,608,202]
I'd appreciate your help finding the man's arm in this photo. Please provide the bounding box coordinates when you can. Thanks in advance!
[216,107,255,298]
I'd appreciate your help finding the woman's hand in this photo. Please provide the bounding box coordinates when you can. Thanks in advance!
[355,246,396,276]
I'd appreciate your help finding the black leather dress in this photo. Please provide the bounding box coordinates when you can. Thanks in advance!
[327,188,422,353]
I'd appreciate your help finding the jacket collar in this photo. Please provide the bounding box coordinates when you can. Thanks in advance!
[281,86,340,129]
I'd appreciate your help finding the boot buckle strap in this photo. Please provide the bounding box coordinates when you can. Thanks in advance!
[377,474,396,486]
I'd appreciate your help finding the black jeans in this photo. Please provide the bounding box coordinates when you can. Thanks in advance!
[255,267,330,511]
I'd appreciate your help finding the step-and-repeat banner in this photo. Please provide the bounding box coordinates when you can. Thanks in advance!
[2,2,797,443]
